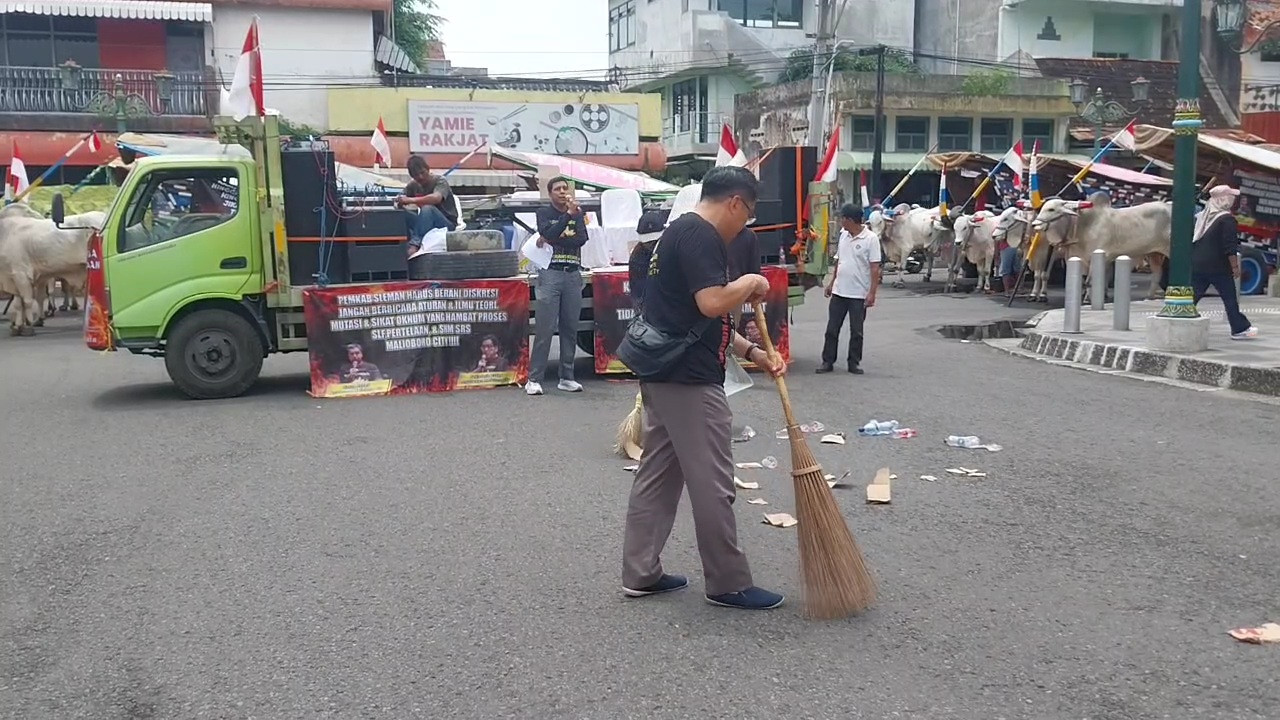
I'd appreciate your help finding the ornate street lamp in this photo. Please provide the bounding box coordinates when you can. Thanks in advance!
[153,70,175,109]
[57,59,83,91]
[1213,0,1280,52]
[1069,77,1149,151]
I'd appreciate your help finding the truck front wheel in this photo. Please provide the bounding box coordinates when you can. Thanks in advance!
[164,309,264,399]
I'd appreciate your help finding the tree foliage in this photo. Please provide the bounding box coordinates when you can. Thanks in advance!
[960,69,1014,97]
[777,47,920,84]
[394,0,442,68]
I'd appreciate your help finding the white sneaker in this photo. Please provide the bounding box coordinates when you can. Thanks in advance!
[525,381,544,395]
[1231,327,1259,340]
[557,379,583,393]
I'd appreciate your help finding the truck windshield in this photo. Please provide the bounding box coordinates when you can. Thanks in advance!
[120,170,240,253]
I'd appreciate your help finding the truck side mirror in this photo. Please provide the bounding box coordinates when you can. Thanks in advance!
[51,193,66,226]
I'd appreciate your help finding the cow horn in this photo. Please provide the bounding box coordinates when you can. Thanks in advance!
[1077,200,1093,209]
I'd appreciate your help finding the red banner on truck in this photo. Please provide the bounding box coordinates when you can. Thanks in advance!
[302,279,530,398]
[591,264,790,374]
[83,231,113,351]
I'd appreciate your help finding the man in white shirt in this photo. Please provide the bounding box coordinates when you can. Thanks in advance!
[818,203,881,375]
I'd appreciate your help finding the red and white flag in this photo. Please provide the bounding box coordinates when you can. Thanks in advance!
[1112,120,1137,151]
[716,124,747,167]
[370,117,392,168]
[814,126,841,184]
[1001,140,1025,189]
[6,141,29,199]
[224,18,265,121]
[87,131,102,153]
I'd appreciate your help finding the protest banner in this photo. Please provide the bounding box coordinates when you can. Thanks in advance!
[737,265,790,370]
[591,269,632,374]
[303,279,530,397]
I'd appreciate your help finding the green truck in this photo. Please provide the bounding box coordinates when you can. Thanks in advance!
[59,115,828,400]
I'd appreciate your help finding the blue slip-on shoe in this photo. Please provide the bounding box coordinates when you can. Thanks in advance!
[705,586,785,609]
[622,573,689,597]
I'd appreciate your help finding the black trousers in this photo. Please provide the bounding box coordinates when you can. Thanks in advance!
[822,295,866,368]
[1192,271,1252,335]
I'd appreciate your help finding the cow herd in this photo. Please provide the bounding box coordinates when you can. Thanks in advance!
[867,192,1174,302]
[0,202,104,336]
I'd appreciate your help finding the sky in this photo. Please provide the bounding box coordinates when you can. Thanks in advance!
[430,0,609,79]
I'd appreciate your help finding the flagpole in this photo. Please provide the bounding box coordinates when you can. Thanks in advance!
[880,142,938,209]
[11,133,92,205]
[441,142,487,178]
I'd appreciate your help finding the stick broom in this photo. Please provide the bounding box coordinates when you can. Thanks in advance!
[752,302,876,618]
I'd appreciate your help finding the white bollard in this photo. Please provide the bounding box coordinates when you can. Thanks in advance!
[1090,248,1106,310]
[1113,255,1131,331]
[1064,257,1083,334]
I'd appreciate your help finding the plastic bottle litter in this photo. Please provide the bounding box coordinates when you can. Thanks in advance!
[892,428,918,439]
[857,420,900,437]
[946,435,982,449]
[732,426,757,443]
[799,421,826,434]
[761,456,779,470]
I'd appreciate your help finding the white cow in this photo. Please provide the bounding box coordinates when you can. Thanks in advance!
[991,206,1061,302]
[1032,194,1171,301]
[951,211,997,293]
[869,204,953,287]
[1,211,105,336]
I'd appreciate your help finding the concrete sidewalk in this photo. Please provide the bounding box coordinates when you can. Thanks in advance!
[993,295,1280,396]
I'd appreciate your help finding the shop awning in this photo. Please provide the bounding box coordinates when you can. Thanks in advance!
[838,152,930,172]
[1,0,213,22]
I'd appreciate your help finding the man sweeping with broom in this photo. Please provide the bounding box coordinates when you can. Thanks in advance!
[618,166,787,610]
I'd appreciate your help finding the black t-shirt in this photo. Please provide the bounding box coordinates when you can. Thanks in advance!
[1192,214,1240,276]
[628,242,654,312]
[643,213,732,385]
[727,228,761,281]
[406,175,457,227]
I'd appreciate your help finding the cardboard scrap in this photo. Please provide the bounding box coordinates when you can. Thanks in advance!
[945,468,966,475]
[622,441,643,461]
[820,433,847,445]
[736,462,764,469]
[1228,623,1280,644]
[747,497,769,505]
[734,476,760,490]
[623,465,639,472]
[866,467,892,504]
[920,475,938,482]
[763,512,798,528]
[825,471,853,489]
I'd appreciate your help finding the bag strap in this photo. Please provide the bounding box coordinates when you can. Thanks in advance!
[648,220,723,344]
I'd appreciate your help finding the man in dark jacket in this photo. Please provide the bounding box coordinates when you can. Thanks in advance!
[527,176,589,395]
[1192,185,1257,340]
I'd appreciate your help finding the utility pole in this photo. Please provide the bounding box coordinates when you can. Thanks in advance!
[870,44,885,204]
[804,0,833,147]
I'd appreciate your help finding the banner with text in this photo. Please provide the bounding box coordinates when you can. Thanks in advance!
[592,265,791,375]
[303,280,530,398]
[407,100,640,155]
[737,265,791,370]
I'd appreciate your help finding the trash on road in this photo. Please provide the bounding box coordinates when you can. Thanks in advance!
[820,433,847,445]
[761,456,779,469]
[622,441,643,461]
[1228,623,1280,644]
[945,468,967,475]
[892,428,918,439]
[747,497,769,506]
[734,476,760,490]
[736,461,764,469]
[946,435,1003,452]
[866,467,892,504]
[920,475,939,482]
[825,471,852,489]
[858,420,900,437]
[623,465,639,472]
[733,426,757,443]
[799,421,826,434]
[762,512,798,528]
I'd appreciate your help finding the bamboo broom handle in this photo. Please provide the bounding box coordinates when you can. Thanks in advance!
[752,301,798,428]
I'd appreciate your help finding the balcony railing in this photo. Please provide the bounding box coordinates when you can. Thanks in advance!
[0,66,209,117]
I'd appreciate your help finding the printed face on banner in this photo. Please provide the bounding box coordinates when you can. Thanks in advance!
[406,101,641,156]
[303,280,531,398]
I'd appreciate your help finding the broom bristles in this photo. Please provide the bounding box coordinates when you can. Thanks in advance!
[789,425,877,619]
[614,391,644,458]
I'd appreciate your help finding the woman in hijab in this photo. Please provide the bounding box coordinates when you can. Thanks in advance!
[1191,184,1256,340]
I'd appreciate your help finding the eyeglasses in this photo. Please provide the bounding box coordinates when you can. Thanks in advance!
[735,195,757,225]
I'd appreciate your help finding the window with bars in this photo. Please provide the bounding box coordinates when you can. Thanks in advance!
[850,116,875,151]
[980,118,1014,153]
[1,13,100,67]
[895,116,929,152]
[937,117,972,151]
[1022,119,1054,153]
[609,2,637,52]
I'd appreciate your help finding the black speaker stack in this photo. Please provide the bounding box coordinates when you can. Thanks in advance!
[750,146,817,264]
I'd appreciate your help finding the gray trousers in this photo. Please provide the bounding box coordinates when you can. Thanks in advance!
[530,267,584,382]
[622,382,753,596]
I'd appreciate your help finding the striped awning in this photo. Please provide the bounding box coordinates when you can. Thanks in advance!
[1,0,212,21]
[838,152,930,172]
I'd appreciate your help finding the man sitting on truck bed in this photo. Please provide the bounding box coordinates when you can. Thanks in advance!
[395,155,458,256]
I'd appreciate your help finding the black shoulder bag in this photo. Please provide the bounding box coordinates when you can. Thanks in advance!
[616,232,718,380]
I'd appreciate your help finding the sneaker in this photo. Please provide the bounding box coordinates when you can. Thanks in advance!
[558,379,583,392]
[705,586,785,610]
[525,381,544,396]
[848,366,865,375]
[815,364,834,374]
[1231,327,1259,340]
[622,573,689,598]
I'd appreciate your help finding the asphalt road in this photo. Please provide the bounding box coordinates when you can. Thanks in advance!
[3,282,1279,719]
